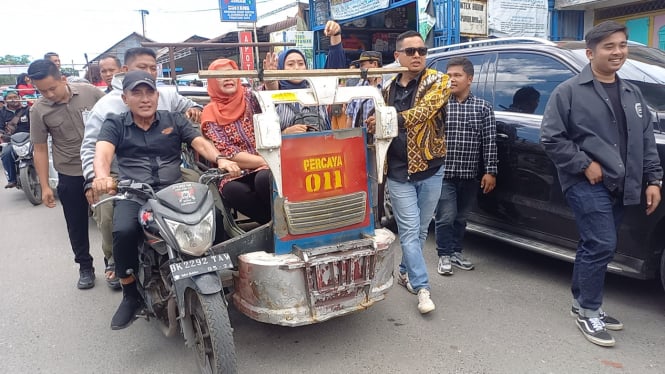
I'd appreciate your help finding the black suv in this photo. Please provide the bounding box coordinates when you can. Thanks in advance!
[424,38,665,290]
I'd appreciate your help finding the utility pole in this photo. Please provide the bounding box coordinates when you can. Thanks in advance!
[139,9,150,38]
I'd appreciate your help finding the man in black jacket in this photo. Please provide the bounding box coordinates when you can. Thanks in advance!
[1,90,30,188]
[541,21,662,347]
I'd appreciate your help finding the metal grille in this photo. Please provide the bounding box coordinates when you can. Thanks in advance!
[306,247,377,295]
[596,0,665,20]
[283,191,367,235]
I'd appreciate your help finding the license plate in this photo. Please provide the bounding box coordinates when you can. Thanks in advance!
[170,253,233,281]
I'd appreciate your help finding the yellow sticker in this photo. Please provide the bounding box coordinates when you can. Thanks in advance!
[271,92,297,101]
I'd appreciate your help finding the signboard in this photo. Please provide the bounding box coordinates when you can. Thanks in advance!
[238,31,255,70]
[555,0,599,7]
[488,0,548,38]
[330,0,390,20]
[270,30,314,69]
[219,0,257,22]
[460,0,488,36]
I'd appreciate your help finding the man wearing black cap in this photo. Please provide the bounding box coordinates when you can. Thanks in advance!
[346,51,383,128]
[91,70,242,330]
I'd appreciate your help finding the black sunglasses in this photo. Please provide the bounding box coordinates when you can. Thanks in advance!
[397,47,428,56]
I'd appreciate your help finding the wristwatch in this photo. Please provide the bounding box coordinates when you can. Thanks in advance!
[216,155,230,162]
[647,180,662,188]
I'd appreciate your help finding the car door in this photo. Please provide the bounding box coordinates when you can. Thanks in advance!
[471,51,578,240]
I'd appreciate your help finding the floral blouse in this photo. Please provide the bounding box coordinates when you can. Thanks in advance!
[201,89,263,188]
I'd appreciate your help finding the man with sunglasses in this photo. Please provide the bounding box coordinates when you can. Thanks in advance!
[367,30,450,314]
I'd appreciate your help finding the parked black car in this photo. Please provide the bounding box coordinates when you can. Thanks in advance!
[421,38,665,290]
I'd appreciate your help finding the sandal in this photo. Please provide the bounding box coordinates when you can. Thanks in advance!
[105,263,121,290]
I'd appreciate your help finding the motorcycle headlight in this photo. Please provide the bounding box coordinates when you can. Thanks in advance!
[164,210,214,256]
[12,143,31,157]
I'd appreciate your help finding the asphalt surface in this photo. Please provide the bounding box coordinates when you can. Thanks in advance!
[1,185,664,374]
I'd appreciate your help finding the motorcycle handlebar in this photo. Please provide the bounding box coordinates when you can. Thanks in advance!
[91,170,237,209]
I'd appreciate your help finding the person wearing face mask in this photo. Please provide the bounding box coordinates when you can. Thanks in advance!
[80,47,203,290]
[262,21,347,134]
[201,59,272,225]
[1,90,31,188]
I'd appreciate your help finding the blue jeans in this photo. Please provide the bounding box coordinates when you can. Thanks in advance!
[1,145,16,183]
[387,166,444,291]
[434,178,478,256]
[564,181,624,316]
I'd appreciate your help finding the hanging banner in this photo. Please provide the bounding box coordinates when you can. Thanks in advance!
[555,0,597,7]
[417,0,437,39]
[238,31,255,70]
[330,0,390,21]
[488,0,548,37]
[270,30,314,69]
[460,0,487,36]
[219,0,257,22]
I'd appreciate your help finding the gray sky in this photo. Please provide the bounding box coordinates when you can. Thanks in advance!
[2,0,298,67]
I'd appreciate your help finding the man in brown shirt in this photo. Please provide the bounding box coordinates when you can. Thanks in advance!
[28,59,105,289]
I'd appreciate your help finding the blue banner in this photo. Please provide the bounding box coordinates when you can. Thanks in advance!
[219,0,257,22]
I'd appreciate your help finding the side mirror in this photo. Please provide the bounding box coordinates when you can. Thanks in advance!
[253,112,282,150]
[374,106,398,140]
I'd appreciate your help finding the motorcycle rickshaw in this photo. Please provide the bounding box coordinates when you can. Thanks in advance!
[196,67,405,326]
[122,47,406,371]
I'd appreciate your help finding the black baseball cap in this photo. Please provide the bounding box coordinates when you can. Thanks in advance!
[122,70,156,91]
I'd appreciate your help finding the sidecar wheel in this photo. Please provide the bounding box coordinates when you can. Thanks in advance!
[19,165,42,205]
[186,290,237,374]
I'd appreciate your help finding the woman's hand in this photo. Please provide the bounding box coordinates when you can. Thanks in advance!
[217,159,242,177]
[282,125,308,134]
[263,52,278,70]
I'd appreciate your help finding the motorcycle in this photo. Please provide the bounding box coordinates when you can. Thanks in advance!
[93,171,237,374]
[8,132,42,205]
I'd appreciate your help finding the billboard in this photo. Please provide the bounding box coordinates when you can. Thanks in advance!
[219,0,257,22]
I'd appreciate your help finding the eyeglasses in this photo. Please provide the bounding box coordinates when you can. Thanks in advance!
[397,47,428,56]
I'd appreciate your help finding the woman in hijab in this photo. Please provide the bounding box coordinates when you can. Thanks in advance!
[201,58,272,224]
[262,20,347,134]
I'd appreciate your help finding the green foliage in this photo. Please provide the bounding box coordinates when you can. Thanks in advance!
[61,67,79,77]
[0,54,31,65]
[0,76,16,85]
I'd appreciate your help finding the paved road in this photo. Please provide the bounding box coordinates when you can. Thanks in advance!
[1,185,664,374]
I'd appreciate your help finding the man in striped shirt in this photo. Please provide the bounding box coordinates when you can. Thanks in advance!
[434,56,497,275]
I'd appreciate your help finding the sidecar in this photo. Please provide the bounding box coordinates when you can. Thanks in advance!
[204,69,402,326]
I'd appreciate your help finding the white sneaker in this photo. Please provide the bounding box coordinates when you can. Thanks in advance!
[417,289,435,314]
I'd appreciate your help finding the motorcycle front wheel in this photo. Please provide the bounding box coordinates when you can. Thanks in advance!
[186,290,237,374]
[19,165,42,205]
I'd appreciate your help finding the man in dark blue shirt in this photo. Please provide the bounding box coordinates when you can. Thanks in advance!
[91,71,242,330]
[541,21,662,347]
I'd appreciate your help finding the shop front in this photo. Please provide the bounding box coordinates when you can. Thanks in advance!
[309,0,435,67]
[556,0,665,50]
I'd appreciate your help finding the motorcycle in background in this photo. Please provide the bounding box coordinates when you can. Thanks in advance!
[9,132,42,205]
[93,171,237,374]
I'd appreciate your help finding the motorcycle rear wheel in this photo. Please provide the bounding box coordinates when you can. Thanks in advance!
[186,290,237,374]
[19,165,42,205]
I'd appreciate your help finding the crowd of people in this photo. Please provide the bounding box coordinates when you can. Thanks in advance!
[1,20,661,348]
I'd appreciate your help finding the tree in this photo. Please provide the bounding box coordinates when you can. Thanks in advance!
[0,54,31,65]
[61,67,79,77]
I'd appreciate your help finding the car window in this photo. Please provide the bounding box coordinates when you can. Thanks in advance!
[495,52,576,115]
[429,54,492,104]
